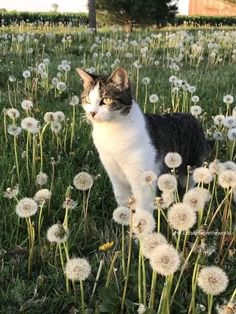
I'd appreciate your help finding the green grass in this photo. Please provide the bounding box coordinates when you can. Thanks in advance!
[0,25,236,314]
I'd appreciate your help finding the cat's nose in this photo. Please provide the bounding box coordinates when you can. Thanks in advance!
[90,111,97,118]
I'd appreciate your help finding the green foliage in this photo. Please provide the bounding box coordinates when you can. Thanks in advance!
[175,15,236,26]
[96,0,178,27]
[0,11,88,26]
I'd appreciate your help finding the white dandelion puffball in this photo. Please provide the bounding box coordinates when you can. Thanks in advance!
[7,125,22,136]
[22,70,31,78]
[16,198,38,218]
[164,152,182,169]
[209,160,225,175]
[183,187,210,212]
[223,95,234,105]
[21,117,39,133]
[149,94,159,103]
[56,81,67,92]
[51,121,62,134]
[113,207,130,226]
[35,172,48,186]
[34,189,51,205]
[142,77,150,85]
[132,210,156,236]
[197,266,229,295]
[223,161,236,171]
[227,128,236,141]
[191,95,200,103]
[54,111,65,122]
[218,170,236,189]
[213,115,225,125]
[150,244,180,276]
[21,100,33,111]
[190,105,202,117]
[44,112,55,123]
[223,116,236,128]
[70,95,80,106]
[157,174,177,192]
[65,257,91,281]
[168,203,197,231]
[73,172,93,190]
[47,223,69,244]
[153,191,175,209]
[4,185,19,199]
[6,108,20,119]
[140,171,157,186]
[140,232,167,259]
[193,167,213,184]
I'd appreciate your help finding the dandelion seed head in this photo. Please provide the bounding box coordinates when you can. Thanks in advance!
[168,203,197,231]
[4,185,19,199]
[35,172,48,186]
[157,174,177,192]
[223,95,234,105]
[218,170,236,189]
[142,77,150,85]
[193,167,213,184]
[44,112,55,123]
[227,128,236,141]
[21,100,33,111]
[223,116,236,128]
[54,111,65,122]
[209,160,225,175]
[113,207,130,226]
[140,232,167,258]
[21,117,39,133]
[216,304,236,314]
[73,172,93,191]
[223,161,236,171]
[56,81,67,91]
[63,197,77,210]
[150,244,180,276]
[34,189,51,205]
[47,223,69,244]
[191,95,200,103]
[7,125,22,136]
[183,187,210,211]
[164,152,182,169]
[140,171,157,186]
[213,115,225,125]
[6,108,20,119]
[197,266,229,295]
[22,70,31,78]
[65,257,91,281]
[190,105,202,117]
[70,95,80,106]
[133,210,155,236]
[149,94,159,103]
[16,198,38,218]
[51,121,62,134]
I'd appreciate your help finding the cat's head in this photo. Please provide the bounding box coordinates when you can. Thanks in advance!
[76,67,132,122]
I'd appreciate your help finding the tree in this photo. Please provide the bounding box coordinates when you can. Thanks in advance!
[88,0,97,32]
[51,3,59,12]
[96,0,178,31]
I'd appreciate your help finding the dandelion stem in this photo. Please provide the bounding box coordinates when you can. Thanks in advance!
[13,135,20,184]
[80,280,85,314]
[207,294,214,314]
[105,251,120,288]
[121,224,126,277]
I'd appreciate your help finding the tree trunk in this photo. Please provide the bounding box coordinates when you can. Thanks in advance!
[88,0,97,32]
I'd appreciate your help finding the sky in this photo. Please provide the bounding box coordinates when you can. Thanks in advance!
[0,0,189,15]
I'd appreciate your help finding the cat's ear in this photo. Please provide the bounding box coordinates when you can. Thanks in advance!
[108,67,129,89]
[76,68,94,88]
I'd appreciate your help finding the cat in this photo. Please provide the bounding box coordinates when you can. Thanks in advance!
[76,67,208,213]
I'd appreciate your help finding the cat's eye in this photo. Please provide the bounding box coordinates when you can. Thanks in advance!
[102,98,113,105]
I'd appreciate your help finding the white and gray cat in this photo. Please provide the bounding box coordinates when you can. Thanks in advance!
[77,67,207,213]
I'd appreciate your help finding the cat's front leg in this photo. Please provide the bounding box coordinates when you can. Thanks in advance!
[99,153,132,207]
[122,163,157,213]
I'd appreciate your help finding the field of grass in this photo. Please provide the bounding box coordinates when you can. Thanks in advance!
[0,24,236,314]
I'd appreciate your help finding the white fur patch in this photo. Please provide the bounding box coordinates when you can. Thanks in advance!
[91,101,161,212]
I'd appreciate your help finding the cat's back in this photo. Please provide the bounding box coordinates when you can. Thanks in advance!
[145,112,207,170]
